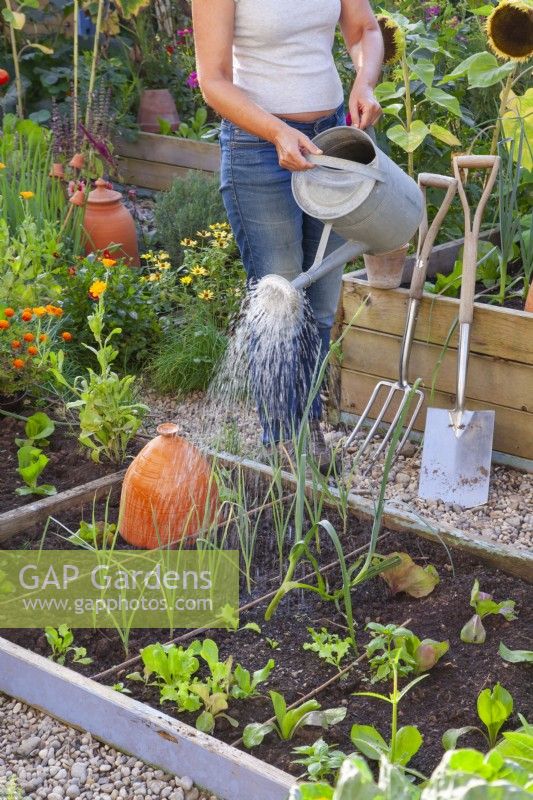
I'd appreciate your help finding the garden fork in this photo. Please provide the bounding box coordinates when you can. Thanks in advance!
[344,172,459,470]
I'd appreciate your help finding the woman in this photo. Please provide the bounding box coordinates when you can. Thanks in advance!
[193,0,383,464]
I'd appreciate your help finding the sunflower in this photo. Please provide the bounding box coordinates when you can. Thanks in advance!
[487,0,533,62]
[376,14,406,66]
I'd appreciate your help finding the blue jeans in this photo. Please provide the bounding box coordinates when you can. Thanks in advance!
[220,105,346,443]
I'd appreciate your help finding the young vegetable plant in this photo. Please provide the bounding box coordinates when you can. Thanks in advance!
[16,445,57,496]
[15,412,55,448]
[189,683,238,734]
[365,622,449,683]
[69,520,117,549]
[379,553,439,598]
[303,628,352,672]
[443,683,515,750]
[243,691,346,749]
[127,641,202,710]
[461,579,517,644]
[291,738,347,782]
[231,659,275,700]
[499,642,533,664]
[44,625,92,666]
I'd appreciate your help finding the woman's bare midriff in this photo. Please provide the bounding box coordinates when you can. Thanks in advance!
[275,108,337,122]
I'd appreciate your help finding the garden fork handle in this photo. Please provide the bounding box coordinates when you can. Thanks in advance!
[410,173,458,301]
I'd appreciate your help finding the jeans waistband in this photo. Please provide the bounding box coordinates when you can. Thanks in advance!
[222,103,345,136]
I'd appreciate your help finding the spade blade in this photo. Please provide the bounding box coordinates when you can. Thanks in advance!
[419,408,495,509]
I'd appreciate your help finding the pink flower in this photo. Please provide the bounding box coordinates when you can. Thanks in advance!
[186,71,199,89]
[345,111,352,126]
[177,27,192,43]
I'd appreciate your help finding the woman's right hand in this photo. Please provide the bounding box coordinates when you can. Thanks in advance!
[272,125,323,171]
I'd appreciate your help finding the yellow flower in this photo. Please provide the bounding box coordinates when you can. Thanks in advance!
[158,261,171,270]
[486,0,533,61]
[376,14,406,65]
[89,280,107,298]
[20,191,35,200]
[213,239,230,249]
[180,275,193,285]
[180,238,198,248]
[32,306,47,317]
[157,250,170,259]
[0,163,6,170]
[191,265,208,276]
[198,289,214,301]
[101,257,117,268]
[148,273,161,281]
[197,231,212,238]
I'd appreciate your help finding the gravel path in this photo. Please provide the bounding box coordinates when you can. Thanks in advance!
[139,389,532,551]
[0,695,217,800]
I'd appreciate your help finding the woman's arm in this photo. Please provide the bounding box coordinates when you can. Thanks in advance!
[192,0,321,171]
[340,0,384,129]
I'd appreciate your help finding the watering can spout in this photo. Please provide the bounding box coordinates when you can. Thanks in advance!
[291,241,364,291]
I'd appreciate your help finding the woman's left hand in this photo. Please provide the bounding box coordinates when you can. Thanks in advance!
[348,81,382,130]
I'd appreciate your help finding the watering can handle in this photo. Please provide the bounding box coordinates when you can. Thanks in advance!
[410,173,458,301]
[305,154,387,183]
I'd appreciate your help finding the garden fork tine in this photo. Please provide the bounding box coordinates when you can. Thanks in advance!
[344,173,458,471]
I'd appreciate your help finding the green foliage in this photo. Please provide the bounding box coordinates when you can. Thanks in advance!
[48,296,148,463]
[231,660,275,700]
[243,691,346,748]
[499,643,533,664]
[291,738,347,783]
[379,552,440,597]
[44,624,92,666]
[303,628,352,671]
[460,580,517,644]
[69,520,117,549]
[15,444,56,496]
[365,622,448,683]
[154,172,226,265]
[0,776,26,800]
[443,684,515,750]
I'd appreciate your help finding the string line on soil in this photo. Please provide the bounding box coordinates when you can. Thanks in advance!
[90,532,392,681]
[229,616,413,747]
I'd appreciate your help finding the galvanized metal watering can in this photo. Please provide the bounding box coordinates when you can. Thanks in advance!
[291,126,424,290]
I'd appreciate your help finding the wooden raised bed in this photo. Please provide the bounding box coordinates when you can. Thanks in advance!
[116,132,220,190]
[334,268,533,465]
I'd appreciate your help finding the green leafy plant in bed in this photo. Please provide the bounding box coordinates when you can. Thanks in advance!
[443,683,516,750]
[499,642,533,664]
[291,738,347,783]
[48,294,148,464]
[243,691,346,749]
[14,411,57,496]
[303,628,353,672]
[44,624,92,666]
[460,579,517,644]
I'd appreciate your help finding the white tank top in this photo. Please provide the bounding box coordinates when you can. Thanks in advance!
[232,0,344,115]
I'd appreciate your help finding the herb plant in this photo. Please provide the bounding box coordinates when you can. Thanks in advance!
[303,628,352,671]
[291,738,347,783]
[44,625,92,666]
[443,683,515,750]
[243,691,346,749]
[460,580,517,644]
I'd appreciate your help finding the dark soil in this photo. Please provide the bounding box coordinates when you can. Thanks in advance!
[0,413,143,515]
[1,523,531,780]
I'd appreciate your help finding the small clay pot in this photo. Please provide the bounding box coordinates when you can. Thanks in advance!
[49,162,65,179]
[70,189,86,207]
[83,178,140,266]
[137,89,180,133]
[363,243,409,289]
[69,152,85,170]
[525,282,533,313]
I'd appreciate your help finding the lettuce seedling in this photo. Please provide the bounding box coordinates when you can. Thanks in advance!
[243,691,346,748]
[379,552,439,598]
[231,659,275,699]
[365,622,448,684]
[15,412,55,448]
[303,628,352,671]
[460,580,517,644]
[291,738,347,782]
[499,642,533,664]
[16,445,57,496]
[190,683,238,734]
[443,683,515,750]
[127,641,202,710]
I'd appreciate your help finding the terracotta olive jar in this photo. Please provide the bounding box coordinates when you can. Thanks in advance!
[137,89,180,133]
[83,178,140,266]
[118,423,219,549]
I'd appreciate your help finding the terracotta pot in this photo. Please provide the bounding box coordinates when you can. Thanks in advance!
[363,243,409,289]
[118,423,218,549]
[83,178,140,266]
[50,162,65,179]
[525,282,533,313]
[137,89,180,133]
[69,152,85,170]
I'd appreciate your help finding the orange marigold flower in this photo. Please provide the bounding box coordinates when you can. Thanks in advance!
[21,310,33,322]
[32,306,47,317]
[11,340,21,349]
[101,257,117,268]
[4,307,15,317]
[0,319,10,330]
[12,358,25,369]
[27,345,38,356]
[39,334,47,342]
[61,331,73,342]
[45,304,63,317]
[23,332,34,342]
